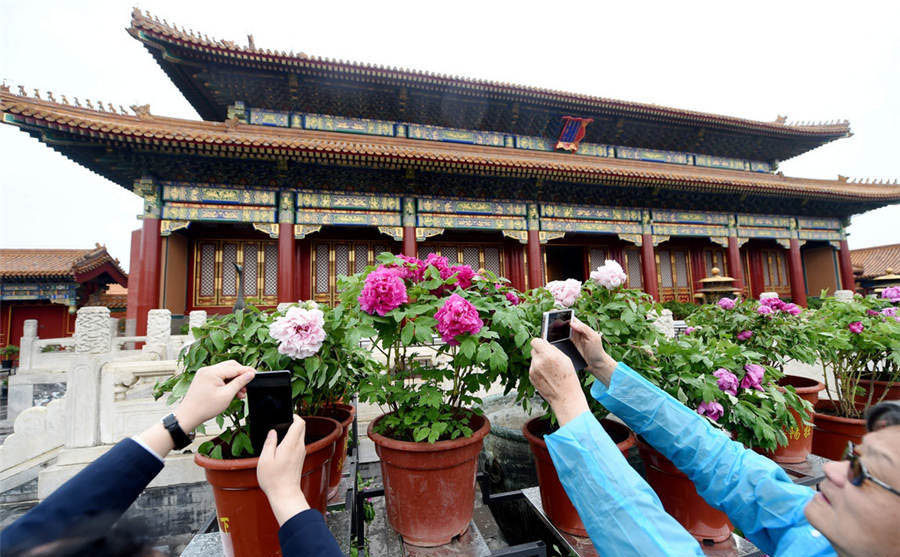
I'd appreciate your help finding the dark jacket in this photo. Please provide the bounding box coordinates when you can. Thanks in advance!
[1,438,342,556]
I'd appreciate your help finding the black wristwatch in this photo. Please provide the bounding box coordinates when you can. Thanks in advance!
[162,413,195,450]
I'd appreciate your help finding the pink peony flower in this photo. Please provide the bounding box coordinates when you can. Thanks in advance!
[590,260,628,289]
[848,321,864,334]
[781,303,802,316]
[757,305,774,316]
[684,326,696,335]
[424,253,454,280]
[718,297,736,310]
[697,401,724,422]
[434,293,484,345]
[741,364,765,391]
[269,306,326,359]
[505,291,521,305]
[713,368,739,396]
[760,296,784,310]
[450,265,476,289]
[736,330,753,341]
[546,279,582,308]
[882,307,898,318]
[867,309,880,316]
[358,268,408,316]
[881,286,900,303]
[397,255,425,282]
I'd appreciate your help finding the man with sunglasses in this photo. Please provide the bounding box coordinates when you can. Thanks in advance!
[528,320,900,557]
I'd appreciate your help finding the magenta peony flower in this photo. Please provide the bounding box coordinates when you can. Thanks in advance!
[434,293,484,345]
[760,296,784,310]
[741,364,765,391]
[269,306,326,359]
[397,255,426,282]
[736,330,753,341]
[848,321,864,334]
[505,291,521,305]
[697,401,724,421]
[867,309,880,316]
[684,326,696,335]
[424,253,454,280]
[358,268,408,316]
[781,303,802,316]
[881,286,900,303]
[882,307,898,318]
[546,279,582,308]
[757,305,774,316]
[713,368,739,396]
[718,297,736,310]
[590,260,628,289]
[450,265,476,289]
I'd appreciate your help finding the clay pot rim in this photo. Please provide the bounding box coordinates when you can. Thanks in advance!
[312,403,356,429]
[813,400,866,426]
[194,415,342,470]
[522,415,635,450]
[777,374,825,394]
[367,409,490,453]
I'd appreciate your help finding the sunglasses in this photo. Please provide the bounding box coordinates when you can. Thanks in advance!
[842,442,900,498]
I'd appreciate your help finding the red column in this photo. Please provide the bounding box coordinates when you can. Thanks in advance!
[727,236,745,293]
[503,242,526,292]
[278,223,295,303]
[838,239,856,292]
[135,218,161,336]
[126,229,142,328]
[403,226,417,258]
[527,230,543,289]
[787,239,807,306]
[641,234,659,300]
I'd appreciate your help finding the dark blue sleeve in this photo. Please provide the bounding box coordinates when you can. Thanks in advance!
[1,438,164,555]
[278,509,343,557]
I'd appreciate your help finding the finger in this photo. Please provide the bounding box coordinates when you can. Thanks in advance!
[531,338,551,353]
[282,415,306,449]
[224,369,256,397]
[260,429,277,462]
[216,363,256,380]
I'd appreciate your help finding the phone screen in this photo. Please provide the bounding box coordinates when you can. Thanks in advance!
[545,310,573,344]
[247,371,293,455]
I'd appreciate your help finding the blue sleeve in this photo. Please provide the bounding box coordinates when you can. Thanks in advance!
[591,362,835,557]
[545,411,703,557]
[278,509,343,557]
[1,438,164,554]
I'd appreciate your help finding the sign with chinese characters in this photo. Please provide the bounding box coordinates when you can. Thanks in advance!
[555,117,593,152]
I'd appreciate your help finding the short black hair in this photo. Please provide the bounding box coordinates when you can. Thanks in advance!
[866,401,900,432]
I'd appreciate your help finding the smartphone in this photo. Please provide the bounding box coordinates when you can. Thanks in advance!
[541,309,587,372]
[246,370,293,456]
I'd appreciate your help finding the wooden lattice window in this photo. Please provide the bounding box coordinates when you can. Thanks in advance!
[313,240,390,306]
[625,248,643,288]
[416,243,505,278]
[193,239,278,307]
[703,248,729,276]
[657,249,692,302]
[761,249,791,294]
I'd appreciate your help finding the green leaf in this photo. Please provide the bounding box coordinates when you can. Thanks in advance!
[476,343,492,364]
[459,337,477,359]
[209,329,226,352]
[401,322,415,346]
[413,427,429,442]
[305,357,320,374]
[210,445,224,460]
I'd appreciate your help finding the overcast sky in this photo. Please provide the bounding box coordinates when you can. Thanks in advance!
[2,0,898,272]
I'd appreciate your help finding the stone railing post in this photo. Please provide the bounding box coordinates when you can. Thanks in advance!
[143,309,172,359]
[66,306,112,448]
[759,292,779,301]
[108,318,119,341]
[834,290,855,303]
[19,319,38,370]
[187,310,207,341]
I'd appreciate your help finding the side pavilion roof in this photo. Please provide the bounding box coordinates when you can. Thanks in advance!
[1,87,897,218]
[0,245,128,286]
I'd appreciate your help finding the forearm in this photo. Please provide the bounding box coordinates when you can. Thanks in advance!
[545,411,702,557]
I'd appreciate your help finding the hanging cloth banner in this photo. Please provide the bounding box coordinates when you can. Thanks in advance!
[555,116,593,152]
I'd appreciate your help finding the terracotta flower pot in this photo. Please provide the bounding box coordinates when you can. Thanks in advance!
[854,379,900,411]
[315,403,355,500]
[522,417,635,537]
[368,410,490,547]
[767,375,825,464]
[638,439,733,544]
[813,400,867,460]
[194,416,341,557]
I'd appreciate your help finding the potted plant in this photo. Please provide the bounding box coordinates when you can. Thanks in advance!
[1,345,18,369]
[155,302,373,556]
[640,333,809,543]
[339,252,528,546]
[509,261,659,537]
[687,295,822,463]
[808,292,900,459]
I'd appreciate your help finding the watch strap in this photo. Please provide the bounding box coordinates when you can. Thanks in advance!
[162,413,193,450]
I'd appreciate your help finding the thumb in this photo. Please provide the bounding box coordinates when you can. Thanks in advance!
[259,429,277,463]
[224,369,255,397]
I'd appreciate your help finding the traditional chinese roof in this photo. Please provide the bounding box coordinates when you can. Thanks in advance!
[88,283,128,309]
[1,87,897,217]
[127,9,850,163]
[851,243,900,279]
[0,245,128,286]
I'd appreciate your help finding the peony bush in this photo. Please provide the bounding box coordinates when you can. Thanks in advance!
[340,252,529,443]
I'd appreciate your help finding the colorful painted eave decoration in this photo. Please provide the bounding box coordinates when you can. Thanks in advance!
[556,117,593,152]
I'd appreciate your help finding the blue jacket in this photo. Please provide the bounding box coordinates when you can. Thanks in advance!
[1,438,343,556]
[544,362,835,557]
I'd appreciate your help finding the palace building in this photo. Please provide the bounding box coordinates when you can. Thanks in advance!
[2,9,899,335]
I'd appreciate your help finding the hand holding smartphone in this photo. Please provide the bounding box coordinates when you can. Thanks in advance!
[541,309,588,372]
[246,370,293,455]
